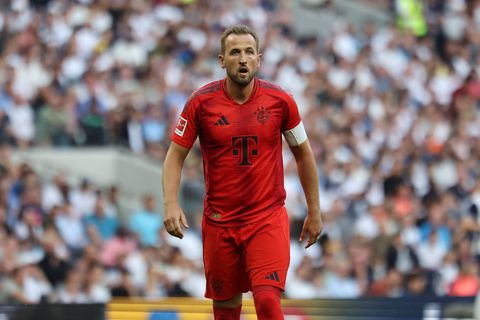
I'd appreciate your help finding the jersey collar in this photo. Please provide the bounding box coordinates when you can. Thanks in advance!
[221,77,259,105]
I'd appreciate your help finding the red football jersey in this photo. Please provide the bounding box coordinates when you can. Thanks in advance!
[171,78,302,226]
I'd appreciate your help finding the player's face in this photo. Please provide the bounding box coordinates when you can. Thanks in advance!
[219,34,261,87]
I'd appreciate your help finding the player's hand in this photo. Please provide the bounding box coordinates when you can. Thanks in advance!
[299,211,323,249]
[163,202,189,239]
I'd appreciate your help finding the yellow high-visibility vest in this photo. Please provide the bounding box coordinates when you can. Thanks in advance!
[396,0,428,36]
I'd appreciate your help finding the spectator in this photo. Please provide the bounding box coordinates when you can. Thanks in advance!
[110,268,136,298]
[79,99,106,146]
[84,196,119,243]
[35,90,74,146]
[54,204,88,254]
[104,185,121,218]
[41,172,69,213]
[69,178,96,217]
[144,265,168,298]
[417,230,447,271]
[449,261,479,297]
[128,194,162,247]
[420,195,452,250]
[179,162,204,229]
[86,263,111,303]
[404,270,430,296]
[386,232,419,274]
[368,269,404,297]
[100,227,136,268]
[8,96,34,148]
[323,257,362,298]
[52,268,89,303]
[38,250,68,289]
[0,264,51,303]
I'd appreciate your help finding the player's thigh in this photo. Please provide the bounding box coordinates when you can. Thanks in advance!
[202,220,249,300]
[244,207,290,289]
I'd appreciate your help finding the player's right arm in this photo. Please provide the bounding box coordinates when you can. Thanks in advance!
[162,142,190,239]
[162,94,200,239]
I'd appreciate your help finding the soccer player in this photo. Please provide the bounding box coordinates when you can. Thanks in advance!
[162,25,322,320]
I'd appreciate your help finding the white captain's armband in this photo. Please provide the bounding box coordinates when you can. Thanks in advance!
[283,121,308,146]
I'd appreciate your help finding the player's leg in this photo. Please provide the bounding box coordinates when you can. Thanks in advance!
[252,285,283,320]
[244,207,290,320]
[213,293,242,320]
[202,220,249,320]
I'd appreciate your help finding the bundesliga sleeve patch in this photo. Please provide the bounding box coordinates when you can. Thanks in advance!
[174,116,188,137]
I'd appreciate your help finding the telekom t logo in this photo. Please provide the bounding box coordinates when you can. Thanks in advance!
[232,136,258,166]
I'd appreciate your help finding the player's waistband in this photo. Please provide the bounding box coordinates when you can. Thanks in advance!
[202,203,284,228]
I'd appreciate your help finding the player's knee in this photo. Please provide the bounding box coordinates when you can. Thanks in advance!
[252,286,282,319]
[213,294,242,320]
[213,293,242,308]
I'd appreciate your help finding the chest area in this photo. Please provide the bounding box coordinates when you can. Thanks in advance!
[199,99,284,145]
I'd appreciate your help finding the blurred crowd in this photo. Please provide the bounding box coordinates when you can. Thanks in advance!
[0,0,480,303]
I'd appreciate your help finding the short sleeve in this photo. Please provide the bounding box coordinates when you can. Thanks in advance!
[170,95,200,149]
[281,94,302,132]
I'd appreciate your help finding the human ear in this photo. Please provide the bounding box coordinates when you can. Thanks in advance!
[218,54,225,69]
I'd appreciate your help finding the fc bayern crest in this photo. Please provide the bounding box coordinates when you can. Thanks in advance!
[254,107,270,124]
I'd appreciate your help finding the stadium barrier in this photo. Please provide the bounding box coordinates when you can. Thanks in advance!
[107,297,475,320]
[0,297,473,320]
[0,303,104,320]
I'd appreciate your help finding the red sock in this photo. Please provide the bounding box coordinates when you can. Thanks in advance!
[213,305,242,320]
[252,285,284,320]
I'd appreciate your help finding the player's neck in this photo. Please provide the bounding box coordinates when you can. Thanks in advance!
[225,77,255,104]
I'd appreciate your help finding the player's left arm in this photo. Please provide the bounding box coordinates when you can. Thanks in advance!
[282,92,323,248]
[289,139,323,249]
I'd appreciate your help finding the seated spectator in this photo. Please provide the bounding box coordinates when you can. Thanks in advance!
[38,238,69,286]
[35,89,73,146]
[79,99,106,146]
[449,261,479,297]
[110,268,137,298]
[420,196,452,251]
[7,96,34,148]
[84,196,119,243]
[104,185,121,218]
[52,268,89,303]
[368,269,404,297]
[14,205,44,243]
[386,232,419,274]
[324,257,362,298]
[69,179,97,217]
[0,267,27,303]
[41,172,69,213]
[100,227,137,268]
[86,264,111,303]
[128,194,162,247]
[403,271,429,296]
[142,104,167,157]
[0,264,52,303]
[144,265,168,298]
[417,230,447,271]
[54,204,88,254]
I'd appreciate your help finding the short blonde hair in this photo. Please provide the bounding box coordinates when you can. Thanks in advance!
[220,25,259,54]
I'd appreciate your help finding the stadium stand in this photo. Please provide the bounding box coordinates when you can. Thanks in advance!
[0,0,479,314]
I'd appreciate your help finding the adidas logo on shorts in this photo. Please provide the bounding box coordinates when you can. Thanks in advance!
[265,271,280,282]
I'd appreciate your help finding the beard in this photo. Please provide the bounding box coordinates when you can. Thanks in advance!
[226,68,256,87]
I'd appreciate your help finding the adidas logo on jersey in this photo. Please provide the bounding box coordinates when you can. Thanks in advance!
[214,115,230,126]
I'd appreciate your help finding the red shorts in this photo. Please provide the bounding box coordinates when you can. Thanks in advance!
[202,207,290,300]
